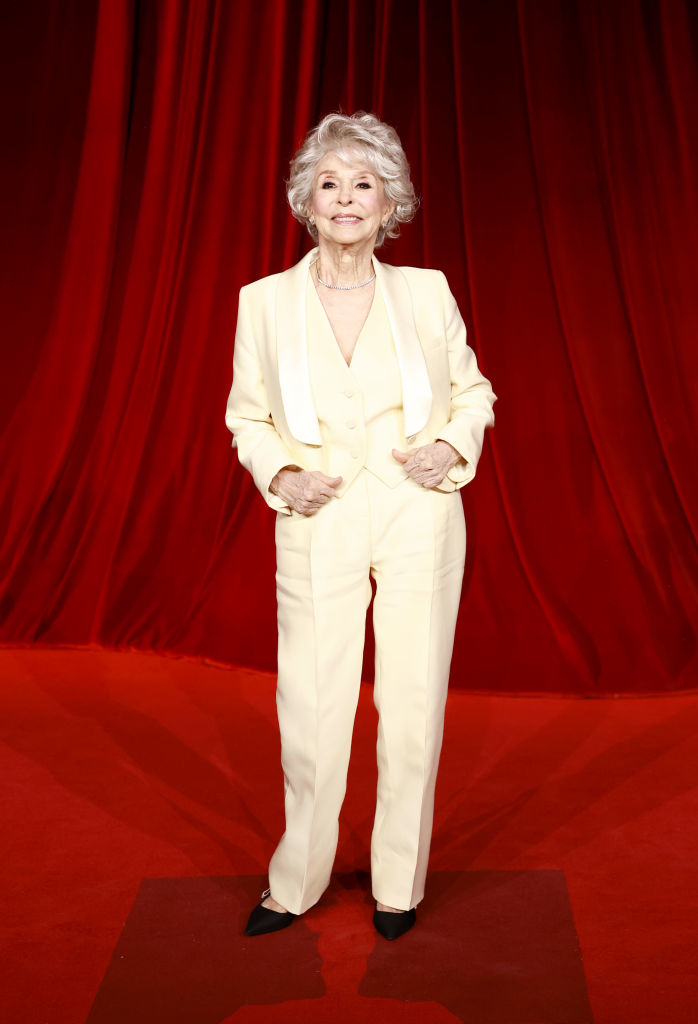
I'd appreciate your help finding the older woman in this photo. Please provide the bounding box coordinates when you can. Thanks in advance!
[226,112,496,941]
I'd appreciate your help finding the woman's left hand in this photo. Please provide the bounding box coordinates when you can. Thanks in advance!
[392,440,462,488]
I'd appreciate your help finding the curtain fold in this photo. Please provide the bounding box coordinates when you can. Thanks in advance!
[1,0,696,692]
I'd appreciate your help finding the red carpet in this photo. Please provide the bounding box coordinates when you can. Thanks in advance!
[1,648,697,1022]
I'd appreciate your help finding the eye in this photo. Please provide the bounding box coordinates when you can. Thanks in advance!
[320,181,336,189]
[356,182,372,189]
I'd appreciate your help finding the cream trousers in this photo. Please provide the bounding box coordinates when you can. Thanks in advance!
[269,469,466,914]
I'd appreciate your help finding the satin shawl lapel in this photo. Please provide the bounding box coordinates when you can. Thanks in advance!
[276,248,322,445]
[276,250,433,445]
[374,258,433,437]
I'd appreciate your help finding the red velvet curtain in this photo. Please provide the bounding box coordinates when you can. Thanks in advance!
[1,0,697,693]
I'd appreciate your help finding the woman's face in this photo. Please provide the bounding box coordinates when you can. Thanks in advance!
[308,150,395,249]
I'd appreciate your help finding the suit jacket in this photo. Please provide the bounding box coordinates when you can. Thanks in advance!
[225,248,496,513]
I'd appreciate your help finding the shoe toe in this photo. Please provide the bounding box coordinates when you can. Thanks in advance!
[373,906,416,940]
[245,902,296,936]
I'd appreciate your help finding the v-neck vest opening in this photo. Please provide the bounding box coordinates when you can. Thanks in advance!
[308,269,378,371]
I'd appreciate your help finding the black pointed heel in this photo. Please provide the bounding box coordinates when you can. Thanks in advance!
[373,904,417,940]
[244,889,296,936]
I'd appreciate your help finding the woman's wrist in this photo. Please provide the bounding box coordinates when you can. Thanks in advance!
[270,466,300,497]
[435,440,462,471]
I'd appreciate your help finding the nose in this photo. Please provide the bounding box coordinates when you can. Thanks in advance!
[338,183,352,205]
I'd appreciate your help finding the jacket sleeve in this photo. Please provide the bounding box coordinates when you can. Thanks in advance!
[225,286,295,514]
[434,272,497,491]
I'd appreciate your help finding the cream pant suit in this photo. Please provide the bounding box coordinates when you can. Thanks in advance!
[225,249,496,915]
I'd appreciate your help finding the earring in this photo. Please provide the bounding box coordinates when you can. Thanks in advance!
[309,216,315,225]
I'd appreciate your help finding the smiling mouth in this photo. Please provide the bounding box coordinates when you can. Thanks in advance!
[333,215,361,223]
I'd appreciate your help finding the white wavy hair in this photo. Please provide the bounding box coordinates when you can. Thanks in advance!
[287,112,418,247]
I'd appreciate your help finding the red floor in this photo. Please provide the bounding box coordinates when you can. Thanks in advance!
[1,648,697,1022]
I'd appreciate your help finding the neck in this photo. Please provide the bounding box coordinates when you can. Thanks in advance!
[315,239,376,287]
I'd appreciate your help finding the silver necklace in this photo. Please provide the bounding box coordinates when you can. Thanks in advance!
[312,260,375,290]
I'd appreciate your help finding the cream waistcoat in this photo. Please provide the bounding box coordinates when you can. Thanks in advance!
[307,276,407,493]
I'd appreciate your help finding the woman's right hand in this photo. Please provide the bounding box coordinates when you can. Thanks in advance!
[270,467,342,516]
